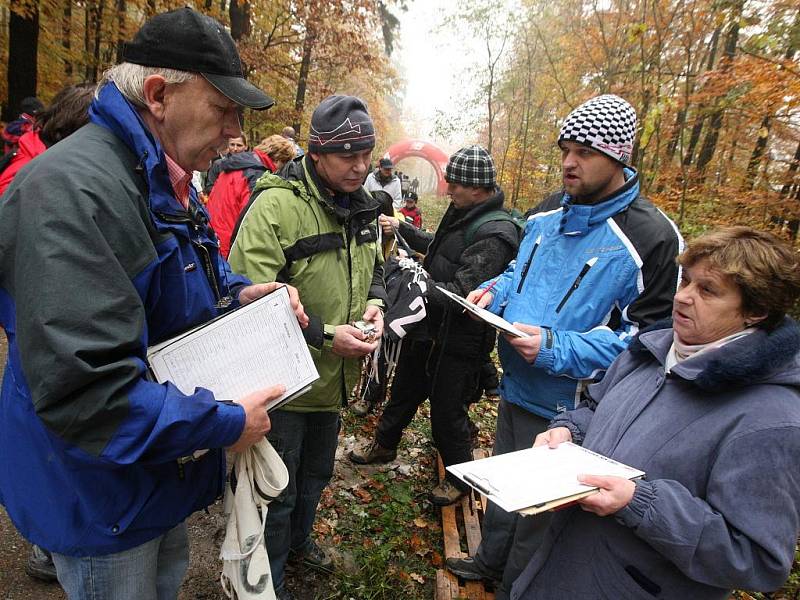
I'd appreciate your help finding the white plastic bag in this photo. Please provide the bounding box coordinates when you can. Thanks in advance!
[220,439,288,600]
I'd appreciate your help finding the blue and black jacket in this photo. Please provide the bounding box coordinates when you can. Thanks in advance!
[0,83,250,556]
[483,171,683,419]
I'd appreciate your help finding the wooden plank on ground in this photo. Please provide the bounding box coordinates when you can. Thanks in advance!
[437,451,496,600]
[461,492,482,556]
[438,455,465,558]
[435,569,455,600]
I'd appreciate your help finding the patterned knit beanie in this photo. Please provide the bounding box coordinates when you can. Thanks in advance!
[558,94,637,164]
[445,145,496,187]
[308,95,375,153]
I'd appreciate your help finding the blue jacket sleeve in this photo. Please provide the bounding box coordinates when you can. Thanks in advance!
[534,325,631,379]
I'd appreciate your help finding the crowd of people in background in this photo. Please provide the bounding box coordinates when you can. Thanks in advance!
[1,7,799,600]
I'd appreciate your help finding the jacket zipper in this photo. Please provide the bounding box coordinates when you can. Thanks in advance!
[155,211,225,305]
[516,235,541,294]
[555,257,598,313]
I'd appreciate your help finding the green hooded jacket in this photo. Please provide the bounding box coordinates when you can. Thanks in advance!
[228,156,386,412]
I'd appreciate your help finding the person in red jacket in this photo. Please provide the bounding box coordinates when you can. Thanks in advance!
[207,134,295,258]
[0,84,94,197]
[399,192,422,228]
[2,97,43,154]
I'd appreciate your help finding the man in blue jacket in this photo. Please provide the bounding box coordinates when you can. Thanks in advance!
[0,8,307,598]
[447,95,683,599]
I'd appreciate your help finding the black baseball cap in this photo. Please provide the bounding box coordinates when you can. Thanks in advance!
[122,8,274,110]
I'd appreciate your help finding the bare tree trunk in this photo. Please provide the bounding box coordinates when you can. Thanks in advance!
[5,3,39,122]
[512,34,535,208]
[743,116,771,190]
[114,0,126,64]
[680,25,722,167]
[64,0,73,78]
[498,79,516,183]
[665,106,686,162]
[695,4,742,176]
[293,24,315,135]
[83,4,91,81]
[780,140,800,197]
[229,0,251,41]
[484,21,508,156]
[91,0,106,83]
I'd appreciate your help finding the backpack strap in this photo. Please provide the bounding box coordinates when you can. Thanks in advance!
[464,210,522,246]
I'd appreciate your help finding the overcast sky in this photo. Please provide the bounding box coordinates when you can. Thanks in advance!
[394,0,486,150]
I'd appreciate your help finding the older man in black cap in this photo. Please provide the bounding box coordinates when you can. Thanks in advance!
[349,145,520,505]
[365,156,403,208]
[0,8,308,598]
[229,95,387,600]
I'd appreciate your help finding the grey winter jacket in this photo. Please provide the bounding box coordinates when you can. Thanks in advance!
[512,318,800,600]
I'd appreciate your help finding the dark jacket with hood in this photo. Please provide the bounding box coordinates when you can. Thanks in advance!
[398,188,520,357]
[512,318,800,600]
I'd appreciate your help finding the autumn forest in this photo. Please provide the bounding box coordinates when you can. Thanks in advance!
[1,0,799,238]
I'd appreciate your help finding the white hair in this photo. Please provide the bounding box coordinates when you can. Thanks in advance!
[96,62,196,107]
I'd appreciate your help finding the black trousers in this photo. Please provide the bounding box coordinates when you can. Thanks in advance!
[375,338,482,491]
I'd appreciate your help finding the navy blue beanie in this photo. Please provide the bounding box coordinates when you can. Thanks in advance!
[308,95,375,154]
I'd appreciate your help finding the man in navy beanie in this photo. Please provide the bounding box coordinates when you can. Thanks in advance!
[229,95,387,600]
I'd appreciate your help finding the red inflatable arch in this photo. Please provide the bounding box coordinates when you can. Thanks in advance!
[385,139,450,196]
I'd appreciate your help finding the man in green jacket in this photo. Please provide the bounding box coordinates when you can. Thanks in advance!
[228,95,386,600]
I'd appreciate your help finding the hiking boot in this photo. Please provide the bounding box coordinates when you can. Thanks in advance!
[348,440,396,464]
[350,397,370,416]
[445,556,501,583]
[25,544,57,583]
[292,539,333,572]
[430,479,467,506]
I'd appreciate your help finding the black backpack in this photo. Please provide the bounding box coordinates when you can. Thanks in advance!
[463,208,526,246]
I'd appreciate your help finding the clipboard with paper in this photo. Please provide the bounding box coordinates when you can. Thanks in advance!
[435,286,531,338]
[147,285,319,411]
[447,442,645,515]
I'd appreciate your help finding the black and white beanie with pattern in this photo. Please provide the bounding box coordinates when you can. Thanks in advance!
[558,94,637,165]
[445,145,496,188]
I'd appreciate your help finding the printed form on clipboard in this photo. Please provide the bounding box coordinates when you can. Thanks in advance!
[147,285,319,412]
[447,442,645,515]
[435,286,530,338]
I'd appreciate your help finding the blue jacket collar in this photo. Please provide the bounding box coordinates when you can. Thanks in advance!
[88,83,191,216]
[633,317,800,391]
[559,168,639,236]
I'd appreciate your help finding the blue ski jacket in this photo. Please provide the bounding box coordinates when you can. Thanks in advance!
[0,83,251,556]
[484,172,682,419]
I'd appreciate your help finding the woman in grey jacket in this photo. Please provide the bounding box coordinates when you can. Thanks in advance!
[512,226,800,600]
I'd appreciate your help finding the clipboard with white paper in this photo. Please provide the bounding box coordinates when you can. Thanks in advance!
[447,442,645,515]
[435,286,531,338]
[147,285,318,411]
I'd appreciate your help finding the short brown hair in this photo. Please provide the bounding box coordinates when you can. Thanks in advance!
[255,134,295,165]
[229,132,248,147]
[678,226,800,329]
[37,83,96,147]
